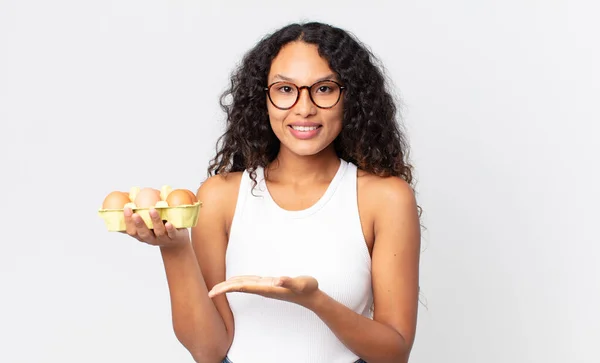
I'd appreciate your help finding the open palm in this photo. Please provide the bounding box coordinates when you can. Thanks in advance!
[208,275,320,306]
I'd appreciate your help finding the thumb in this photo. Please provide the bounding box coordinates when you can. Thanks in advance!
[278,276,318,293]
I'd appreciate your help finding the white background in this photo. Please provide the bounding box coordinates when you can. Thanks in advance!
[1,1,598,362]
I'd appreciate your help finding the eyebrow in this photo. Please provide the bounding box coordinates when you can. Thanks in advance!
[271,73,338,83]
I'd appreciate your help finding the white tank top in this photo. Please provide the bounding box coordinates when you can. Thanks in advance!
[225,158,373,363]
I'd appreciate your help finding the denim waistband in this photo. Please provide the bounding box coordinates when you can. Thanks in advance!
[223,358,366,363]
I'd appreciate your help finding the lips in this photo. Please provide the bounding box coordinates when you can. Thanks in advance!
[287,122,322,140]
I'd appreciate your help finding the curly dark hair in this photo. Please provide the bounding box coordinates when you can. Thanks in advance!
[208,21,415,189]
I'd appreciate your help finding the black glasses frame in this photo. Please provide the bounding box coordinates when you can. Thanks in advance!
[264,80,346,110]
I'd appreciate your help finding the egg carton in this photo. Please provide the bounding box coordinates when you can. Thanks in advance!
[98,201,202,232]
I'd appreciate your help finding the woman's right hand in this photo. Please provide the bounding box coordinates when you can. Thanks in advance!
[121,207,190,248]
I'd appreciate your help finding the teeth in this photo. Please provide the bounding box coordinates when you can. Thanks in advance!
[291,125,318,131]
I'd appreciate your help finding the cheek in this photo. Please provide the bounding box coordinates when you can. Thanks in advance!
[326,108,344,131]
[267,107,288,131]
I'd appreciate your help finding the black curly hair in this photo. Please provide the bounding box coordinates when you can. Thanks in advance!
[208,21,415,189]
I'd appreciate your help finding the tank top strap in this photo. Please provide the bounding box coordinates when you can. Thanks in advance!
[336,159,358,195]
[229,169,253,227]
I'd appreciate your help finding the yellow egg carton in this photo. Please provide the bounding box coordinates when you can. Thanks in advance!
[98,185,202,232]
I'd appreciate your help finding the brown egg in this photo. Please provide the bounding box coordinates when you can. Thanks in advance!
[166,189,194,206]
[134,187,161,208]
[102,191,131,209]
[184,189,198,203]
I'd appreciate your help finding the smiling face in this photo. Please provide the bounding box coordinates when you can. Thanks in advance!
[266,41,344,157]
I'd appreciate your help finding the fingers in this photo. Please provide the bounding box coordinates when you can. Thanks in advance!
[164,222,176,239]
[123,206,157,242]
[123,207,138,236]
[132,213,154,241]
[208,276,271,297]
[208,279,242,297]
[149,208,167,238]
[121,207,191,247]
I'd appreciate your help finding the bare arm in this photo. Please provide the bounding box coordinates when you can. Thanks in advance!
[161,175,238,362]
[160,244,228,362]
[306,176,421,363]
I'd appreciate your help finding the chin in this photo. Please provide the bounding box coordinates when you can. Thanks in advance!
[293,149,322,157]
[282,141,332,157]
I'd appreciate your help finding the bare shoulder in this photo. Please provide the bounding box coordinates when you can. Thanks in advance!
[195,172,244,234]
[356,168,418,255]
[196,172,243,198]
[357,169,418,230]
[357,169,416,207]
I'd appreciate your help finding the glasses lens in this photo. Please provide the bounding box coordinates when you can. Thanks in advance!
[268,82,298,109]
[311,81,341,108]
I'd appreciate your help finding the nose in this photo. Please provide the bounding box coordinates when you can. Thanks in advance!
[294,87,317,117]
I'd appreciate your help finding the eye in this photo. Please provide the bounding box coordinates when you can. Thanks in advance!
[314,81,338,94]
[275,84,295,93]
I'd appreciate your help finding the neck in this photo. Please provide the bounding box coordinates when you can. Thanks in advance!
[266,145,341,184]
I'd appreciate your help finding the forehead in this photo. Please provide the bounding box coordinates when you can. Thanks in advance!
[268,41,334,83]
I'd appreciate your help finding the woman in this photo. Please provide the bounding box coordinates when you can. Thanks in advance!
[122,22,421,363]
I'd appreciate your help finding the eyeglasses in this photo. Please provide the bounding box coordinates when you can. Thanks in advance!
[264,80,346,110]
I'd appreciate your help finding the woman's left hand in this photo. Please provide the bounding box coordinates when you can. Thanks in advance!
[208,275,321,307]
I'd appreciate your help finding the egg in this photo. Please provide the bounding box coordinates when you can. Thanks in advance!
[166,189,194,206]
[134,187,161,208]
[185,188,198,203]
[102,191,131,209]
